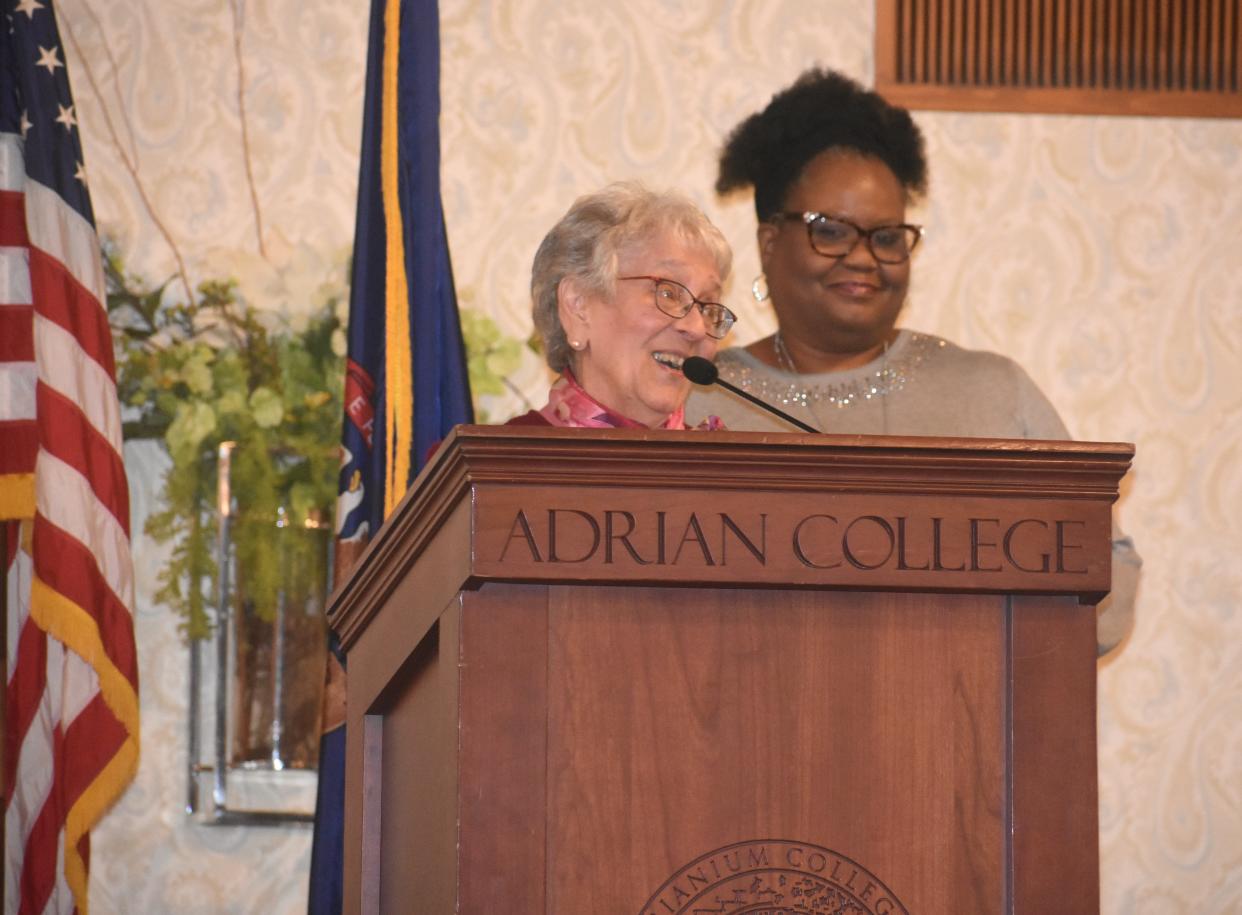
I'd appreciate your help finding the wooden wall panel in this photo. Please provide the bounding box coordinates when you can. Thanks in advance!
[875,0,1242,116]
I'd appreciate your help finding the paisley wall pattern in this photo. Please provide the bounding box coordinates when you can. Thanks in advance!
[55,0,1240,911]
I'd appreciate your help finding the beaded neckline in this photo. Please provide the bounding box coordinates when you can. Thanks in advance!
[716,331,946,411]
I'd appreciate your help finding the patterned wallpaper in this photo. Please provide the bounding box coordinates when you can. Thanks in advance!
[57,0,1241,912]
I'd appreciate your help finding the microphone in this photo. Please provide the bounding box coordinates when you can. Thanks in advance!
[681,356,818,433]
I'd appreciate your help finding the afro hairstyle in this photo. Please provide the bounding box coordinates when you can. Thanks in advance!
[717,67,928,220]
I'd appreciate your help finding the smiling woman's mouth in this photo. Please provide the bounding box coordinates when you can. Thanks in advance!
[830,282,882,296]
[652,352,685,370]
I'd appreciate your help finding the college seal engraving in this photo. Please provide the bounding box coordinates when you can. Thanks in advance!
[639,839,908,915]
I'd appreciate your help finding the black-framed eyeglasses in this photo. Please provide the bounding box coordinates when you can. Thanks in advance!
[773,211,923,264]
[617,275,737,339]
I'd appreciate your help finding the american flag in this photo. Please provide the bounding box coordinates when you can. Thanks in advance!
[2,1,140,912]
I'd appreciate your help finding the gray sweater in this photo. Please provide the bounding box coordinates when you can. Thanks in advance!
[685,330,1141,655]
[685,330,1069,438]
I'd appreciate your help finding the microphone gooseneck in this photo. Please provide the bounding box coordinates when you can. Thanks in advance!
[681,357,818,434]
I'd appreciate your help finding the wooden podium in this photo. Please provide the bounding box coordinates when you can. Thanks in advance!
[327,426,1132,915]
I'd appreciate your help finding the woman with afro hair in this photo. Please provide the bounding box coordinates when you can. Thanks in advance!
[685,67,1139,654]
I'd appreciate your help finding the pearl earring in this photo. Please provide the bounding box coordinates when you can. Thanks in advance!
[751,273,770,303]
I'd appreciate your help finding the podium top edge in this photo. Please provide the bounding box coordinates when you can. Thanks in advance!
[438,423,1136,458]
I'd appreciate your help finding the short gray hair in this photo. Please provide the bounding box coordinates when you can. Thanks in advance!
[530,182,733,373]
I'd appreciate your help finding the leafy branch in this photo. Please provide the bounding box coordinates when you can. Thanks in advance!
[107,246,345,639]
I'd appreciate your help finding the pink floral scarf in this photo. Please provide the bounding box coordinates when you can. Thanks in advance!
[537,371,723,430]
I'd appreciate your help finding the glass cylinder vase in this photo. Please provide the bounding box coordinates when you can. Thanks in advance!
[187,441,331,824]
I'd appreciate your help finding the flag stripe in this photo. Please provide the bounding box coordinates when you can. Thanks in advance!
[61,694,127,816]
[6,628,61,875]
[36,314,124,451]
[16,720,63,915]
[4,618,46,805]
[0,137,24,190]
[30,573,137,738]
[24,178,106,310]
[29,246,115,380]
[1,248,35,308]
[58,637,103,730]
[33,452,133,611]
[4,523,31,671]
[0,365,35,417]
[0,362,36,414]
[61,695,135,903]
[0,190,28,245]
[31,515,137,689]
[0,422,38,472]
[35,384,129,532]
[0,324,35,364]
[0,360,37,415]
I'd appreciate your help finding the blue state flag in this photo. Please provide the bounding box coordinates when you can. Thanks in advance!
[309,0,473,910]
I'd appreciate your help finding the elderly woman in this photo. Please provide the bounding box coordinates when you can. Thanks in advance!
[508,182,734,429]
[686,68,1140,654]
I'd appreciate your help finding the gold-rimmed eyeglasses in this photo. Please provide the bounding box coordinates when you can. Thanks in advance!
[617,275,737,339]
[773,212,923,264]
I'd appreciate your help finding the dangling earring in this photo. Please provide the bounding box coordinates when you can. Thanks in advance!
[751,273,770,303]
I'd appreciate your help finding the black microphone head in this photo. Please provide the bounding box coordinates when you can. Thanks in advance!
[681,356,719,386]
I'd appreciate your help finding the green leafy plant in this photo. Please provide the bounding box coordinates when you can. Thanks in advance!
[107,246,345,639]
[459,307,526,422]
